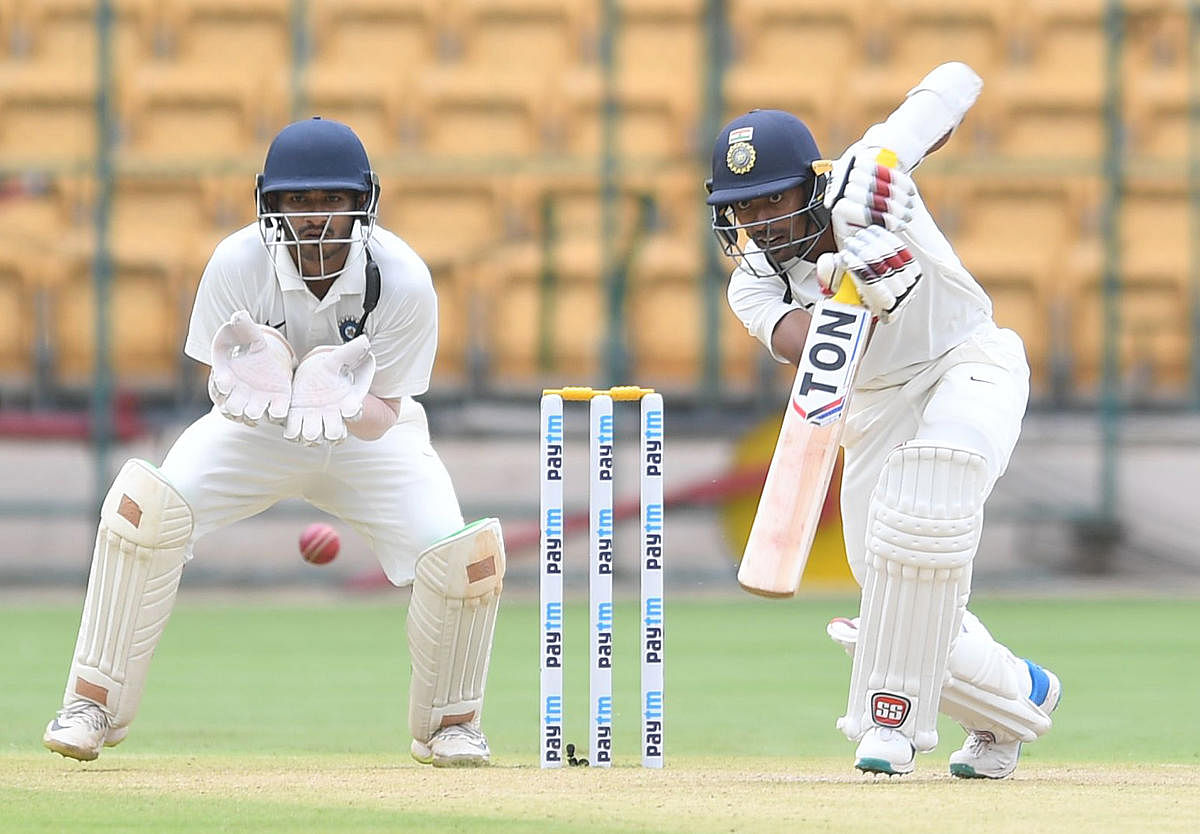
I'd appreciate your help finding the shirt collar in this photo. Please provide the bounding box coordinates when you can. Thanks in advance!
[272,237,368,308]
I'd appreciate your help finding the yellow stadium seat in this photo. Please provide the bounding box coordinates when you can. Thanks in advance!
[1070,275,1191,396]
[455,0,585,73]
[423,257,474,389]
[556,68,700,162]
[50,252,187,392]
[377,173,504,269]
[118,64,282,161]
[110,174,224,265]
[0,253,38,389]
[994,3,1106,160]
[625,235,705,385]
[482,240,607,383]
[3,0,154,82]
[308,0,441,81]
[607,0,705,100]
[1122,8,1190,159]
[406,66,550,157]
[153,0,290,78]
[1118,178,1190,283]
[300,76,406,158]
[0,75,97,164]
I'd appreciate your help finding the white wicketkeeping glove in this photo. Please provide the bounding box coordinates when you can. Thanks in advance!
[824,150,917,245]
[208,310,296,426]
[816,225,923,324]
[284,336,377,446]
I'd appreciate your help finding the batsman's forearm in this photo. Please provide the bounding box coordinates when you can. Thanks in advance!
[866,61,983,172]
[346,394,401,440]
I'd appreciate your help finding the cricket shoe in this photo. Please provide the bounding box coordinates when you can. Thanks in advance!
[411,723,491,768]
[854,727,916,776]
[949,662,1063,780]
[43,701,119,761]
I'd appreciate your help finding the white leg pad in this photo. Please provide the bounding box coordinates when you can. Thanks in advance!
[407,518,506,744]
[828,612,1054,745]
[839,443,988,752]
[65,459,193,731]
[940,611,1052,743]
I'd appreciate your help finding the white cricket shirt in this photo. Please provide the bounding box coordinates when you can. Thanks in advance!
[726,143,993,390]
[184,223,438,400]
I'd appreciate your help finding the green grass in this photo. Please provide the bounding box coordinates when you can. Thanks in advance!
[2,594,1199,832]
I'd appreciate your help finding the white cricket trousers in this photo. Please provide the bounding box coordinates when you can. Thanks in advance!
[159,398,464,586]
[839,322,1031,585]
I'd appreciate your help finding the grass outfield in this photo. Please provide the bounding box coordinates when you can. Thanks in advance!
[3,594,1198,832]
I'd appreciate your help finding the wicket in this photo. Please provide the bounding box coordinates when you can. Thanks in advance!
[539,386,664,769]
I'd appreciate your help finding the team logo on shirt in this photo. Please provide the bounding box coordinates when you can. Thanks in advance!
[726,141,756,175]
[338,316,360,342]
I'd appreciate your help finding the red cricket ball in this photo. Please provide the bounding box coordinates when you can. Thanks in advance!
[299,522,340,565]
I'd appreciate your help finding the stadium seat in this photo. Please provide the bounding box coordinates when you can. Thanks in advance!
[1118,178,1190,283]
[994,3,1106,160]
[0,253,38,391]
[1122,8,1190,158]
[153,0,290,79]
[49,251,188,393]
[109,173,224,265]
[481,240,607,383]
[454,0,585,73]
[0,74,97,164]
[300,75,406,158]
[1070,275,1191,396]
[377,173,504,270]
[556,67,701,161]
[307,0,442,85]
[405,66,551,157]
[625,235,706,384]
[606,0,705,101]
[117,64,282,161]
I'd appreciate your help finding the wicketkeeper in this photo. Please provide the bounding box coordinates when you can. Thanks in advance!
[43,117,505,768]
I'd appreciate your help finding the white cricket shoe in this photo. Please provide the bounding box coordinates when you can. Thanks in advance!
[854,727,916,776]
[410,723,491,768]
[43,701,111,761]
[949,666,1062,779]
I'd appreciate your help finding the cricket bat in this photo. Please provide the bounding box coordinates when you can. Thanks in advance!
[735,239,874,597]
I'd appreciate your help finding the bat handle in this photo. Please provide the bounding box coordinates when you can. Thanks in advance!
[829,147,900,307]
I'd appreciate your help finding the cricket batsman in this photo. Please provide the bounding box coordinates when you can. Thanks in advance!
[43,117,504,768]
[706,64,1062,777]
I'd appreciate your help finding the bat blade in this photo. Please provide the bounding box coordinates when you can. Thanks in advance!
[737,296,871,597]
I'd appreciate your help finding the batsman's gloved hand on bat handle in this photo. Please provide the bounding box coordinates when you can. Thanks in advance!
[284,336,377,446]
[208,310,297,426]
[816,225,923,324]
[824,149,917,245]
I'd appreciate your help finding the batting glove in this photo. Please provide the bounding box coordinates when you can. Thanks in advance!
[208,311,296,426]
[284,336,377,446]
[824,150,917,245]
[816,225,923,324]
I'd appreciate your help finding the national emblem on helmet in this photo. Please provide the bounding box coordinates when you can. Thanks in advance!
[705,109,832,277]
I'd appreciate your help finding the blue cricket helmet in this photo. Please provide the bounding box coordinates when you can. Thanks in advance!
[259,116,375,194]
[706,109,831,276]
[255,117,381,281]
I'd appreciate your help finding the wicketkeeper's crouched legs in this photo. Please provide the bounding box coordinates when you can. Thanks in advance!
[45,459,193,760]
[407,518,506,767]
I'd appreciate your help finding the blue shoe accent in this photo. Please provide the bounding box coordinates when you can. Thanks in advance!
[1025,659,1050,707]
